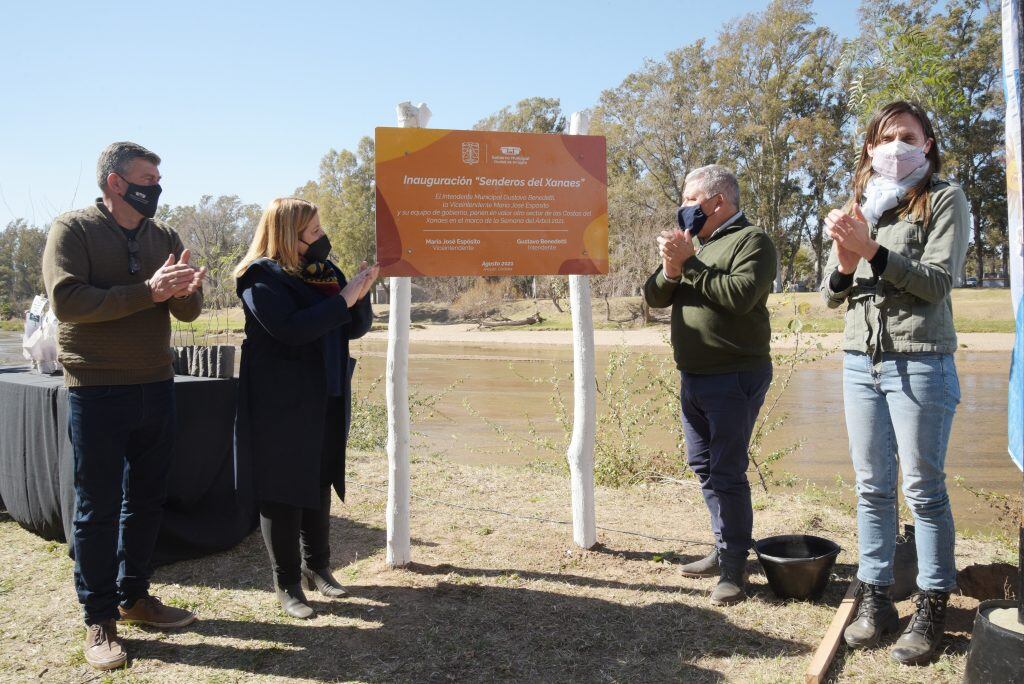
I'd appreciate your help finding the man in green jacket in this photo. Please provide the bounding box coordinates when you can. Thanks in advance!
[42,142,206,670]
[644,164,777,605]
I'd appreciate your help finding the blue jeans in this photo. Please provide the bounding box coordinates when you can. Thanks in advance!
[843,352,959,592]
[68,381,175,624]
[680,364,772,557]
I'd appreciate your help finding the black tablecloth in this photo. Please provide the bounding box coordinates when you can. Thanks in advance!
[0,367,257,565]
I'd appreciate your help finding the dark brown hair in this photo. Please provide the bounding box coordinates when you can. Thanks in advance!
[96,141,161,190]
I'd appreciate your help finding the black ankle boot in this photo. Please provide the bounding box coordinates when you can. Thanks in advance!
[301,566,347,598]
[890,590,949,665]
[844,582,900,648]
[275,582,314,619]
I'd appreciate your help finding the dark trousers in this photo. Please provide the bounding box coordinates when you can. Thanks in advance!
[260,486,332,586]
[68,380,175,625]
[259,396,343,586]
[680,364,772,558]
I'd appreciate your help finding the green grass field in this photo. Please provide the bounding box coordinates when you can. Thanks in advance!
[766,289,1015,333]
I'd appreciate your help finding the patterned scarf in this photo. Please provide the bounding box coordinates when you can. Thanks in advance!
[299,260,341,297]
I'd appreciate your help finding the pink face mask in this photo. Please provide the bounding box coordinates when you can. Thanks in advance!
[870,140,929,180]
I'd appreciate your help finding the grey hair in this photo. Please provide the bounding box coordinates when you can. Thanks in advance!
[684,164,740,210]
[96,141,161,190]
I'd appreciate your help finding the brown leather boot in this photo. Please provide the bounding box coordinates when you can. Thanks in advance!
[83,620,127,671]
[118,595,196,629]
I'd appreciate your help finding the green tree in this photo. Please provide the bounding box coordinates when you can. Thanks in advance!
[592,41,721,301]
[296,136,376,278]
[161,196,261,309]
[931,0,1005,281]
[847,10,967,132]
[473,96,566,134]
[849,0,1005,280]
[0,219,48,314]
[714,0,847,289]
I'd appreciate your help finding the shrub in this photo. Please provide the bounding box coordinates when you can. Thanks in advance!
[451,279,518,320]
[349,375,462,453]
[465,298,831,490]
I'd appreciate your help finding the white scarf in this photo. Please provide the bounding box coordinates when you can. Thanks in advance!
[860,162,931,228]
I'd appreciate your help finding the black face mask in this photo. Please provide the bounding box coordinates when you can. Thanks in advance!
[117,174,162,219]
[676,204,708,236]
[301,234,332,263]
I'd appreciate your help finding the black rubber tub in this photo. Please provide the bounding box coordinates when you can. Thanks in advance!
[963,599,1024,683]
[754,534,842,600]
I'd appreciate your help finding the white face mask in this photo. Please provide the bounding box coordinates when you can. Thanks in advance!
[870,140,929,180]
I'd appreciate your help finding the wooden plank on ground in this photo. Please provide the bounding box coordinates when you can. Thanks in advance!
[805,579,861,684]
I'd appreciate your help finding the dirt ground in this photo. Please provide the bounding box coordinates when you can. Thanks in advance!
[0,450,1014,683]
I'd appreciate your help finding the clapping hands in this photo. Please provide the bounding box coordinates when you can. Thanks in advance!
[826,203,882,275]
[173,250,207,299]
[340,261,380,308]
[657,228,695,279]
[147,249,207,303]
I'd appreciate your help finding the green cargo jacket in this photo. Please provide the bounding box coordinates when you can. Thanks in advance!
[820,177,971,358]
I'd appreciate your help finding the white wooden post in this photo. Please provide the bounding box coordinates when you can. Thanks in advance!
[385,101,430,568]
[566,110,597,549]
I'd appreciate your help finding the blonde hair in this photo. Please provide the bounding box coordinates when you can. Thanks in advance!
[849,101,941,226]
[233,197,318,279]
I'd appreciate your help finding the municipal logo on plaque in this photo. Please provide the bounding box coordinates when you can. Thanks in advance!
[461,142,480,165]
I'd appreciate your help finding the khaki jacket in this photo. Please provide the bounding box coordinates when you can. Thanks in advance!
[820,177,971,357]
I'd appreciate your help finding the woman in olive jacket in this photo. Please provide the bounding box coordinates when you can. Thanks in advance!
[820,101,970,665]
[233,197,377,618]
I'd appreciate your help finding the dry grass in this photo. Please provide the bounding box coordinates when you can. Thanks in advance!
[0,450,1010,683]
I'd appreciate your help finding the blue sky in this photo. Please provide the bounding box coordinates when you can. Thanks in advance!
[0,0,858,228]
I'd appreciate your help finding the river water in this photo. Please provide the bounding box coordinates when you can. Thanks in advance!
[1,331,1018,533]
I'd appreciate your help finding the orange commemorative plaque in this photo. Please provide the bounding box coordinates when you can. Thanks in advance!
[375,127,608,276]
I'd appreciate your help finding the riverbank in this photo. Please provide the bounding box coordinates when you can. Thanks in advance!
[0,449,1014,683]
[377,288,1015,333]
[359,323,1018,352]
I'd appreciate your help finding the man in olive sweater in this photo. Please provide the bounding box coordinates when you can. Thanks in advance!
[42,142,206,670]
[644,165,777,605]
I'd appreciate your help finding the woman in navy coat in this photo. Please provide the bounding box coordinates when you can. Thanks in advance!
[233,197,377,618]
